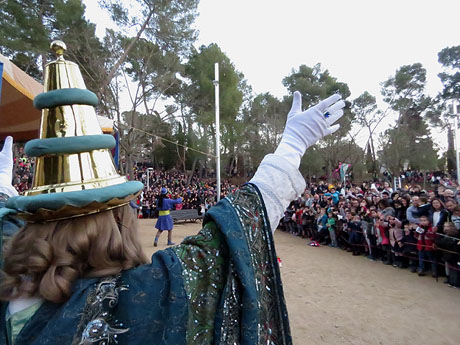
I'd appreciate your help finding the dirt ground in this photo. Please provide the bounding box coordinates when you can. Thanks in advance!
[138,219,460,345]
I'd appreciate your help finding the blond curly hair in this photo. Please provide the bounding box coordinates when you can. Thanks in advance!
[0,204,147,303]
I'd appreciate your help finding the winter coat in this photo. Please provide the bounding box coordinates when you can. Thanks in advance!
[428,208,448,231]
[435,234,460,264]
[416,225,436,251]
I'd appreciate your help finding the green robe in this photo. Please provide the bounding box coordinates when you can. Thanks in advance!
[0,184,292,345]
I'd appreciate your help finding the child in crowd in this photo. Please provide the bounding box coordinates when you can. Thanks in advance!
[362,209,378,260]
[401,221,418,272]
[326,210,338,247]
[303,209,316,240]
[295,206,304,236]
[415,215,437,277]
[376,212,391,264]
[324,187,340,206]
[338,211,351,250]
[348,214,363,256]
[317,208,329,245]
[388,215,404,268]
[451,205,460,230]
[435,222,460,287]
[282,206,295,233]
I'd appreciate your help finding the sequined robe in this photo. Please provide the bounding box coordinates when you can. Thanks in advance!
[0,184,292,345]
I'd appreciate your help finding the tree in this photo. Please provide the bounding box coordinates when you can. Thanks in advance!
[424,100,456,174]
[118,110,174,178]
[300,145,325,180]
[378,124,439,174]
[183,44,245,172]
[119,111,151,179]
[96,0,200,174]
[282,64,353,179]
[97,0,199,98]
[379,63,436,173]
[438,45,460,100]
[282,64,350,107]
[365,142,374,174]
[243,93,287,164]
[124,38,183,119]
[352,91,388,177]
[434,45,460,175]
[381,63,432,122]
[446,127,456,173]
[0,0,101,80]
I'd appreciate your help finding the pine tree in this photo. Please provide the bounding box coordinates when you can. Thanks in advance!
[0,0,99,81]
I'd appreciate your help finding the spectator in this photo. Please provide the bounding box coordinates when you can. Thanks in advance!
[401,221,418,272]
[393,199,407,222]
[348,214,363,256]
[324,187,340,205]
[428,198,448,233]
[388,215,403,268]
[406,195,429,224]
[326,210,338,247]
[415,215,437,277]
[444,199,458,224]
[295,206,304,236]
[435,222,460,287]
[376,211,392,265]
[317,208,329,245]
[451,205,460,231]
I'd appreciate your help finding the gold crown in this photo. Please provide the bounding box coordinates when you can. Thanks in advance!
[6,41,143,222]
[25,40,127,196]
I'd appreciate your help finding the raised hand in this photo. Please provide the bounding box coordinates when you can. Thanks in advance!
[274,91,345,167]
[0,136,18,197]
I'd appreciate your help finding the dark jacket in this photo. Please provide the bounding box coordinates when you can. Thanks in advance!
[435,234,460,264]
[401,231,418,254]
[394,206,407,222]
[428,208,448,231]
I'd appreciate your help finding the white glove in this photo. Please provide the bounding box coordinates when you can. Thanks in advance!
[0,136,18,197]
[274,91,345,168]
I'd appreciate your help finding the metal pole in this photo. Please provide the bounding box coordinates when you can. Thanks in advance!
[454,100,460,185]
[214,63,221,201]
[147,168,150,191]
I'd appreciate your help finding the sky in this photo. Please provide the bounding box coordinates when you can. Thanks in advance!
[84,0,460,151]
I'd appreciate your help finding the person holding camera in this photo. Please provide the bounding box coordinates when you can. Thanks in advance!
[415,215,437,277]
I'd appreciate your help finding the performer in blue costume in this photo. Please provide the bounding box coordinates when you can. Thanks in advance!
[0,41,345,345]
[154,187,182,246]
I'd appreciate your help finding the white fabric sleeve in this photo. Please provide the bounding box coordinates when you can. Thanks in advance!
[0,136,18,197]
[249,154,306,234]
[0,185,18,197]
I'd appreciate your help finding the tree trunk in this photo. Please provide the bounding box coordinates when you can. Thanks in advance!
[99,8,155,98]
[447,126,456,172]
[198,159,204,178]
[187,157,198,184]
[369,132,377,177]
[126,154,134,181]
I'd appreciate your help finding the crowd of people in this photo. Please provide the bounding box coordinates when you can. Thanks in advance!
[10,158,237,217]
[10,155,460,288]
[12,147,34,193]
[279,180,460,288]
[132,165,237,218]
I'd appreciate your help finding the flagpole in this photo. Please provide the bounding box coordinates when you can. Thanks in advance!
[214,63,221,201]
[453,100,460,185]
